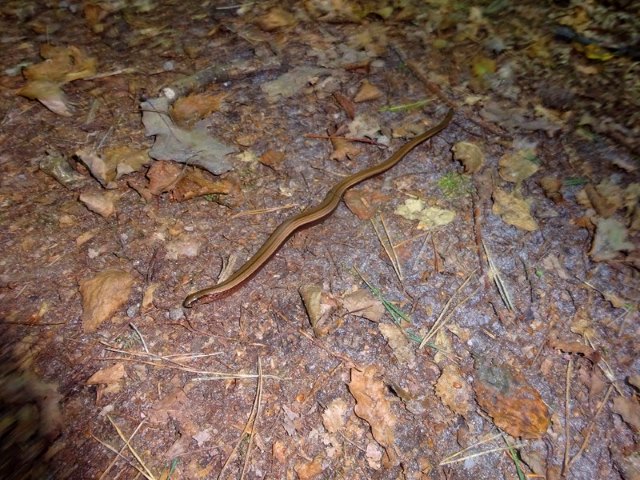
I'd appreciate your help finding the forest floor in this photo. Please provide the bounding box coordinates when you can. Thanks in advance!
[0,1,639,479]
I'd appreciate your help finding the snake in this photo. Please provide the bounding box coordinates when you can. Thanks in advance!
[184,108,454,307]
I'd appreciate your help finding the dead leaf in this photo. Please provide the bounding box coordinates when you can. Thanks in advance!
[378,323,415,366]
[333,92,355,119]
[299,285,340,337]
[435,364,473,417]
[261,66,330,102]
[498,148,540,184]
[79,190,118,217]
[147,161,183,195]
[589,217,634,262]
[584,184,617,218]
[539,176,564,204]
[256,7,297,31]
[395,198,456,230]
[171,92,227,124]
[547,338,599,362]
[492,188,539,231]
[294,454,324,480]
[148,387,189,425]
[452,141,485,174]
[79,269,135,333]
[18,80,71,117]
[340,289,384,322]
[259,150,286,170]
[171,168,236,202]
[354,80,383,102]
[612,397,640,432]
[343,189,390,220]
[349,366,398,465]
[141,283,159,311]
[322,398,349,433]
[86,363,126,399]
[141,96,235,175]
[329,136,360,161]
[474,361,550,439]
[39,148,86,189]
[103,146,150,179]
[75,148,118,188]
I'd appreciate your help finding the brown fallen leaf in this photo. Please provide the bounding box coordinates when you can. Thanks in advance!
[498,148,540,184]
[171,168,236,202]
[294,454,324,480]
[378,323,415,366]
[299,285,340,337]
[79,269,135,333]
[259,150,286,170]
[435,364,474,417]
[547,338,600,363]
[256,6,297,31]
[349,366,398,466]
[147,160,183,195]
[171,92,227,125]
[333,92,356,119]
[330,137,361,162]
[354,80,383,103]
[589,217,634,262]
[340,288,384,322]
[452,141,485,174]
[474,361,550,439]
[79,190,118,218]
[322,398,349,433]
[539,176,564,204]
[584,184,618,218]
[612,397,640,432]
[75,148,118,188]
[343,189,390,220]
[86,363,126,401]
[492,188,539,231]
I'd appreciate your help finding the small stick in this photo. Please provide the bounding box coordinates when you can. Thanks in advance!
[562,356,574,476]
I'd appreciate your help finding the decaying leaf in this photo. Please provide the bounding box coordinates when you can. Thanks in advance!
[259,150,286,170]
[378,323,415,366]
[435,364,474,417]
[343,189,390,220]
[474,361,550,439]
[141,96,235,175]
[39,149,86,189]
[340,288,384,322]
[322,398,349,433]
[349,366,398,465]
[492,188,539,231]
[498,148,540,184]
[294,454,324,480]
[539,176,563,204]
[86,363,126,399]
[584,184,618,218]
[18,45,97,116]
[79,269,135,333]
[170,168,236,202]
[452,141,485,173]
[330,137,361,162]
[261,66,330,101]
[171,92,227,124]
[612,397,640,432]
[78,190,118,218]
[147,161,182,195]
[589,217,634,262]
[395,198,456,230]
[256,6,297,31]
[354,80,383,102]
[299,285,340,337]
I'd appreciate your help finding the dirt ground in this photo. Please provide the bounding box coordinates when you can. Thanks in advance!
[1,1,639,479]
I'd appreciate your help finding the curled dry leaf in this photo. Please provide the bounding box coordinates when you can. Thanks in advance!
[474,361,550,439]
[435,364,474,417]
[354,80,383,103]
[299,285,341,337]
[78,190,118,218]
[79,269,135,333]
[378,323,415,366]
[348,366,398,466]
[452,141,485,173]
[39,148,86,189]
[492,188,539,231]
[340,288,384,322]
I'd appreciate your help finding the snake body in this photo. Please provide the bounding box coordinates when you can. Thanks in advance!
[184,108,453,307]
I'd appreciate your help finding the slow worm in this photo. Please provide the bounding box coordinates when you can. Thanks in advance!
[184,108,454,307]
